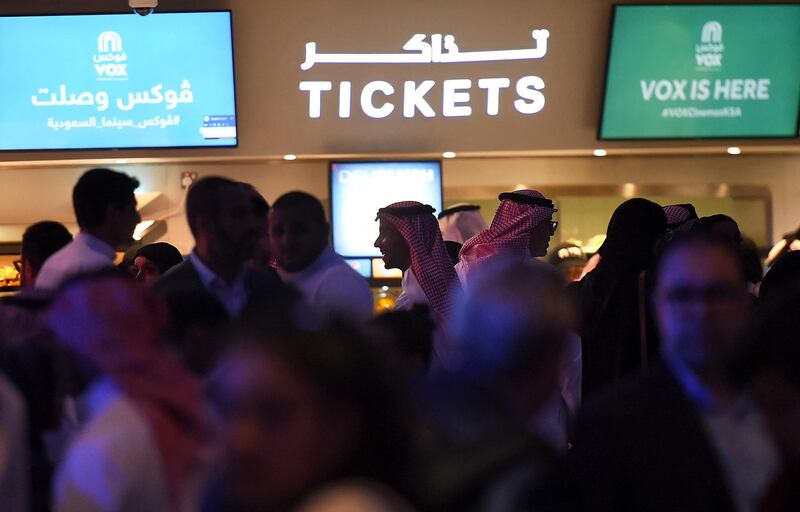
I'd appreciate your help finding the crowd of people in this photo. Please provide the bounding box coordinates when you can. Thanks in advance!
[0,167,798,512]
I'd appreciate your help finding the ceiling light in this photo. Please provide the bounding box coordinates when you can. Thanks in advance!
[133,220,155,241]
[442,151,456,159]
[283,154,297,161]
[622,183,636,198]
[727,147,741,155]
[593,149,607,157]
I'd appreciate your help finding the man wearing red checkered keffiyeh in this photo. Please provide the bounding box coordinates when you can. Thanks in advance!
[375,201,460,322]
[457,190,557,284]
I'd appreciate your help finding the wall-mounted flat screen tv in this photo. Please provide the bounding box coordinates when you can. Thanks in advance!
[600,4,800,140]
[0,11,237,150]
[330,161,443,271]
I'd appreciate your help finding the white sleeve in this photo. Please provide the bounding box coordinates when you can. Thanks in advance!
[54,407,170,512]
[33,259,61,290]
[54,438,129,512]
[315,270,374,324]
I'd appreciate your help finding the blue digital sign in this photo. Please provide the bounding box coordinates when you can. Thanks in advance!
[330,161,443,258]
[0,12,237,150]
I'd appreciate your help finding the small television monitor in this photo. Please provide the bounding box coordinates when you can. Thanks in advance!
[0,11,237,150]
[330,161,443,272]
[344,258,372,279]
[600,4,800,140]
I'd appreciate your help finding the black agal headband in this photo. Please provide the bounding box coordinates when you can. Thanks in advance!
[376,204,436,220]
[437,204,480,220]
[498,192,555,209]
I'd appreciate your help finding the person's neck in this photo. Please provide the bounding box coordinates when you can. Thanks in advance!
[195,249,243,284]
[81,227,117,249]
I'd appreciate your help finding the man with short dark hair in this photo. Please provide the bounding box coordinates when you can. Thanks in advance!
[270,191,372,324]
[36,169,140,290]
[19,221,73,288]
[156,176,281,319]
[541,235,779,512]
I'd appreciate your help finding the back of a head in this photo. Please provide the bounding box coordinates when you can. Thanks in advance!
[367,304,436,370]
[73,168,139,229]
[185,176,240,236]
[739,291,800,387]
[692,214,742,245]
[600,198,666,268]
[450,258,573,378]
[272,191,327,226]
[241,183,270,217]
[760,251,800,306]
[22,221,73,275]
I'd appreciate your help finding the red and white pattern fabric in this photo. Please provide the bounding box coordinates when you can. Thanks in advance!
[663,204,698,233]
[458,189,556,278]
[46,275,207,509]
[377,201,460,321]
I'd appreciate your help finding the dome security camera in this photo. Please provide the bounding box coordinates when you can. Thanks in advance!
[130,0,158,16]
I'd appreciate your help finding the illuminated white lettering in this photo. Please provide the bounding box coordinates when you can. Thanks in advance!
[442,79,472,117]
[361,81,395,118]
[478,77,511,116]
[299,80,333,118]
[403,80,436,118]
[514,76,545,114]
[339,81,352,118]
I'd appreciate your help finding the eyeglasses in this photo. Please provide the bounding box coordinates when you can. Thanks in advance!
[549,221,559,235]
[663,284,741,305]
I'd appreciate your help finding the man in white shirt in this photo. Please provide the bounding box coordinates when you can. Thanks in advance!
[270,191,372,324]
[374,202,460,323]
[36,168,140,290]
[47,272,208,512]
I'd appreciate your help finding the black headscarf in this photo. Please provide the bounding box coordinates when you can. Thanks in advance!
[760,251,800,307]
[574,198,667,397]
[135,242,184,275]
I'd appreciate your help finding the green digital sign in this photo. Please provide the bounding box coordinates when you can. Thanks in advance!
[600,4,800,139]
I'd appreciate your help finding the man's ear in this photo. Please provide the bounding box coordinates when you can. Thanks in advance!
[103,204,121,226]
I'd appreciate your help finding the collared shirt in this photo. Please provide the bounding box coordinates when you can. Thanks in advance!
[188,252,248,317]
[35,232,116,290]
[55,378,171,512]
[278,247,373,324]
[395,268,429,311]
[664,352,780,512]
